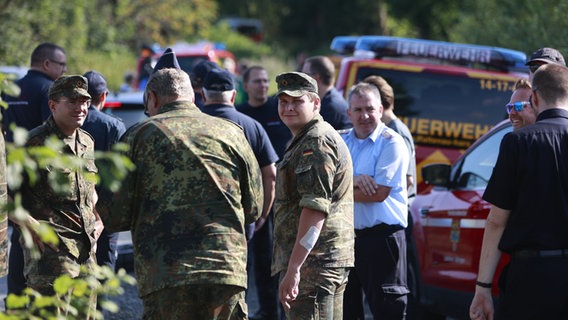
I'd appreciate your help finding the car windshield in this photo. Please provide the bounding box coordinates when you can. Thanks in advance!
[354,66,513,148]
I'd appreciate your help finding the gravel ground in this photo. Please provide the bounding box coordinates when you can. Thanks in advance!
[105,270,143,320]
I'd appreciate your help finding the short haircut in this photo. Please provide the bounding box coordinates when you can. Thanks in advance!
[30,43,65,66]
[146,68,194,100]
[363,75,394,110]
[242,65,266,83]
[532,64,568,105]
[347,82,382,107]
[304,56,335,86]
[514,78,531,90]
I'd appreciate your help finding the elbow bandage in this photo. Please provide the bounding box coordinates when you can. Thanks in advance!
[299,226,320,251]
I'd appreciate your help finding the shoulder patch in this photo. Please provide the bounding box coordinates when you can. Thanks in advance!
[382,131,393,139]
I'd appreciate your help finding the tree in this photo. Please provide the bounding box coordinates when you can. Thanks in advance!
[450,0,568,54]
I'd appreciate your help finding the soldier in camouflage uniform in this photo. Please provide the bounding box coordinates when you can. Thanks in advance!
[271,71,354,319]
[97,49,264,320]
[18,75,100,312]
[0,131,7,277]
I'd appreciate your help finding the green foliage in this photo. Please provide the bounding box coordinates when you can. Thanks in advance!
[450,0,568,54]
[2,265,136,319]
[0,74,136,317]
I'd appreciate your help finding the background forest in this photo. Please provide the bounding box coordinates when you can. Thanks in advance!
[1,0,568,90]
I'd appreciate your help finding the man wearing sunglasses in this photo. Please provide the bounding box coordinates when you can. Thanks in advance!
[470,63,568,320]
[506,78,537,130]
[526,47,565,81]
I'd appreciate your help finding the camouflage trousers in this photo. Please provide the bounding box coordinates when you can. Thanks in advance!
[142,284,248,320]
[21,246,97,317]
[279,267,350,320]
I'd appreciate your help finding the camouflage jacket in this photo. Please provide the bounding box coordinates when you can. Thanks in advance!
[22,116,98,260]
[0,133,7,277]
[272,114,354,275]
[100,101,263,297]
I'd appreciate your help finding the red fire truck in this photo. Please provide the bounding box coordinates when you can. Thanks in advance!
[332,36,528,318]
[332,36,527,191]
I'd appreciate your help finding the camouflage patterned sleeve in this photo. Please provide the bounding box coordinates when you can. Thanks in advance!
[236,135,264,225]
[296,137,339,215]
[0,133,7,277]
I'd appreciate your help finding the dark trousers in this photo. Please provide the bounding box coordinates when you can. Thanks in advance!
[497,256,568,319]
[247,213,279,319]
[96,229,118,270]
[7,227,25,296]
[344,225,409,320]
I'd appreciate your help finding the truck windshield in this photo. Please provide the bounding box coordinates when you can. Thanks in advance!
[354,66,514,149]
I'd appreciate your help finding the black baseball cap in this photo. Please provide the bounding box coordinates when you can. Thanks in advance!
[525,47,566,66]
[83,70,107,97]
[203,69,235,91]
[191,60,220,88]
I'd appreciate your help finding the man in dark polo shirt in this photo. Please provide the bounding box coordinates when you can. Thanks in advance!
[470,63,568,320]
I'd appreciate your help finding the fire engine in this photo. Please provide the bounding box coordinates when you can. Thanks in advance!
[332,36,528,318]
[332,36,527,191]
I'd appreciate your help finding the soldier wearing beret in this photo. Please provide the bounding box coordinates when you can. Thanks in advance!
[271,71,354,318]
[17,75,101,314]
[97,49,263,319]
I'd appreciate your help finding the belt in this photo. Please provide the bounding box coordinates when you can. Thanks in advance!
[512,249,568,259]
[355,223,403,237]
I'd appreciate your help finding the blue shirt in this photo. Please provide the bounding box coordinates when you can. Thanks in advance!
[82,106,126,152]
[343,123,409,229]
[203,103,278,167]
[3,70,54,142]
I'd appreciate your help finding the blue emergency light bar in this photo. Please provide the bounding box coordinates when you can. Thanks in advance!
[330,36,359,55]
[331,35,528,73]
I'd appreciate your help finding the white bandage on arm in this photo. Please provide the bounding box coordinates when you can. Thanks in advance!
[299,226,320,251]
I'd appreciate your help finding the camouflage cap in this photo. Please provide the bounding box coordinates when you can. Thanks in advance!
[49,75,91,100]
[276,72,318,97]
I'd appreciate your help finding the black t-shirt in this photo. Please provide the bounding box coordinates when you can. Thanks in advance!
[320,87,352,130]
[237,96,292,160]
[483,108,568,252]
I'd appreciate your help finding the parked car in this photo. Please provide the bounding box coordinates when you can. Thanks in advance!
[0,65,27,80]
[103,91,146,129]
[156,41,238,75]
[408,119,512,319]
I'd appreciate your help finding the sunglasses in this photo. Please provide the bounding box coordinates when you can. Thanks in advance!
[505,101,530,114]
